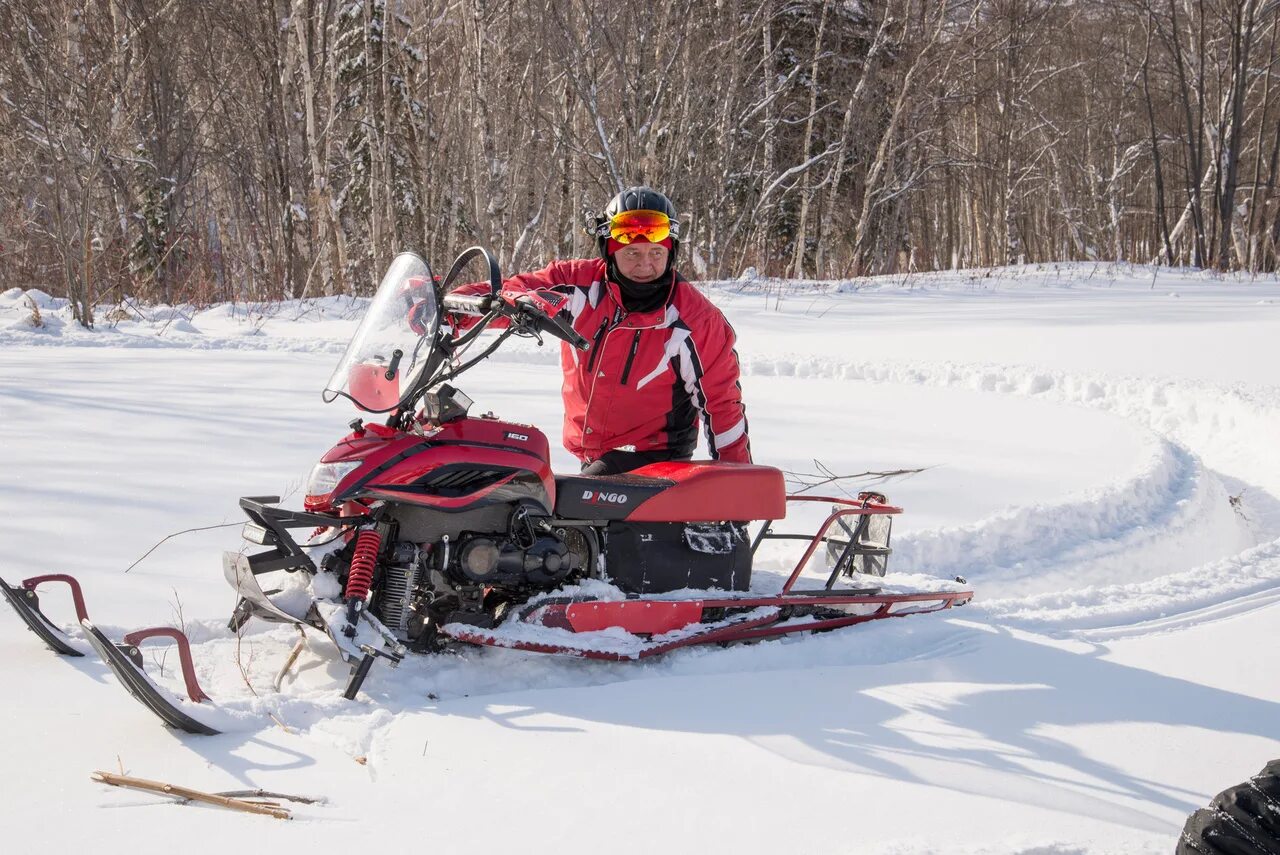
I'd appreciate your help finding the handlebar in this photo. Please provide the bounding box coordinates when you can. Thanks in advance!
[442,290,589,351]
[509,295,589,350]
[441,293,493,316]
[537,309,591,351]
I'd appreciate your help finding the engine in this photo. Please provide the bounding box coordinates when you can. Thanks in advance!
[449,531,574,587]
[325,504,591,650]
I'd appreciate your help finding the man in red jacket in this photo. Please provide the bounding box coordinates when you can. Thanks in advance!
[460,187,751,476]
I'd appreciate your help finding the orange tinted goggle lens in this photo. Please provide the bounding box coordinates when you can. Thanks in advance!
[609,210,671,245]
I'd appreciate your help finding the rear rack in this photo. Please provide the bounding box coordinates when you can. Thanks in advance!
[752,492,900,593]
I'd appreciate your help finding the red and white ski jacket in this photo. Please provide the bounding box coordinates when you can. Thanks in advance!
[456,258,751,465]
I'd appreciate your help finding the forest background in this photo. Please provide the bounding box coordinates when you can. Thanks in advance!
[2,0,1276,326]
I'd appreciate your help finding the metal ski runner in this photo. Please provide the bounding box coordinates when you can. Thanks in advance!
[80,620,220,736]
[1,574,88,657]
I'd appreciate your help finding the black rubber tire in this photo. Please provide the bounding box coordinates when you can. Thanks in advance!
[1177,760,1280,854]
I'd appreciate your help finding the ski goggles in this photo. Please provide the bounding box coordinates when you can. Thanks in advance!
[605,209,677,245]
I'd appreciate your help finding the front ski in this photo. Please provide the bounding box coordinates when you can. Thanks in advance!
[223,551,314,631]
[0,574,87,656]
[223,554,406,701]
[80,620,220,736]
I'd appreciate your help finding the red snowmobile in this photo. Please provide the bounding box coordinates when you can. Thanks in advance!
[1,247,971,735]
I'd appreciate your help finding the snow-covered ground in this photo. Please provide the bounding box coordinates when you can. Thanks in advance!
[1,263,1278,854]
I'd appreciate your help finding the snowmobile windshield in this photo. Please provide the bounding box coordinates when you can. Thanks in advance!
[323,252,441,413]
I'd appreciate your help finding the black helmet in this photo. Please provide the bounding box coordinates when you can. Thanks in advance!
[587,186,682,262]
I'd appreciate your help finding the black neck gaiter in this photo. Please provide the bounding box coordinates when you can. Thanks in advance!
[608,259,675,313]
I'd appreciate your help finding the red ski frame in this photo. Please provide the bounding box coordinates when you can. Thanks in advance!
[4,574,214,702]
[447,493,973,660]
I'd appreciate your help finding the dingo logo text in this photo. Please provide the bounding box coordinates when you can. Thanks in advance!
[581,490,628,505]
[505,432,529,442]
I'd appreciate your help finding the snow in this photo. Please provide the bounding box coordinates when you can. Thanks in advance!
[2,261,1279,853]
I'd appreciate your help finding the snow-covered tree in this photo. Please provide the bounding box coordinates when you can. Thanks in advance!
[333,0,426,292]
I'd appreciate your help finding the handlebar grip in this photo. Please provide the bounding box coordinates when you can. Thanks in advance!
[442,293,493,315]
[544,313,589,351]
[511,300,590,350]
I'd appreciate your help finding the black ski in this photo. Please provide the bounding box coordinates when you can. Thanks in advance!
[80,620,220,736]
[0,575,83,657]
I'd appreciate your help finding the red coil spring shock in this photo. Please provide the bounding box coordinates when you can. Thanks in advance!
[345,529,382,601]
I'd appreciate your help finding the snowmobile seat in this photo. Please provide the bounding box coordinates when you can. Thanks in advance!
[554,461,786,522]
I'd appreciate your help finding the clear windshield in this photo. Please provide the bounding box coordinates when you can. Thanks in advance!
[323,252,441,412]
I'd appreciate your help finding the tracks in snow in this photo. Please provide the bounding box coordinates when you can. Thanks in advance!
[735,353,1280,635]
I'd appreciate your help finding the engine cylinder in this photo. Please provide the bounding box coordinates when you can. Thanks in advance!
[460,539,501,580]
[448,532,574,587]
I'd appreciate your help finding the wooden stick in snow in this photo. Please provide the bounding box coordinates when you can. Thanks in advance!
[90,771,292,820]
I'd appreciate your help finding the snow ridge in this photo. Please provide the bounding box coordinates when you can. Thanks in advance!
[736,354,1278,633]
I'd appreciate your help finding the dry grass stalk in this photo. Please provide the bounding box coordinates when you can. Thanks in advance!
[90,770,292,820]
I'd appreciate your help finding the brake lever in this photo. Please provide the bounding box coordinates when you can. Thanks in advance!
[509,304,582,350]
[506,308,543,344]
[521,317,547,347]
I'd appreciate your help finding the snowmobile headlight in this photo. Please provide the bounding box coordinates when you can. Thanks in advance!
[241,522,271,545]
[306,460,363,498]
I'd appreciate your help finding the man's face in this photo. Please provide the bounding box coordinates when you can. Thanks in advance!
[613,240,669,283]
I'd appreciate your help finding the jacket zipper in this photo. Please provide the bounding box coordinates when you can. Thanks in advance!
[619,330,643,385]
[584,320,610,374]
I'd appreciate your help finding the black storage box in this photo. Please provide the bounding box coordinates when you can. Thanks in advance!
[604,521,752,594]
